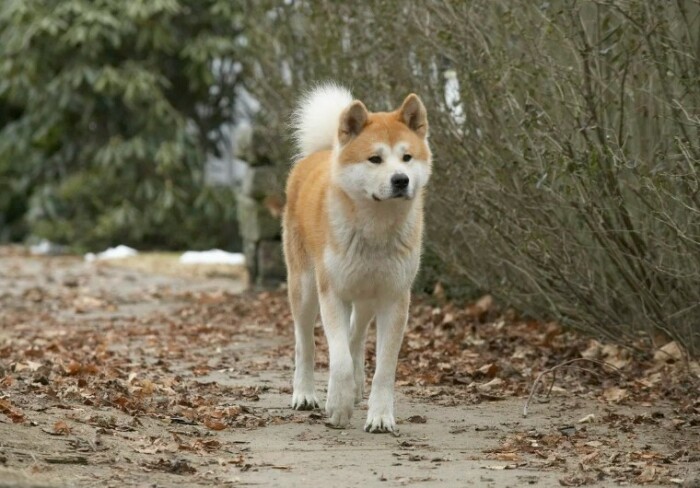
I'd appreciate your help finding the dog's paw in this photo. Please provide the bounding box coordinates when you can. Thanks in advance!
[292,388,319,410]
[364,411,397,433]
[365,392,396,433]
[325,373,354,429]
[325,393,354,428]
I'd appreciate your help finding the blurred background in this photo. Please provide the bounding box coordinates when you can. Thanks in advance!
[0,0,698,356]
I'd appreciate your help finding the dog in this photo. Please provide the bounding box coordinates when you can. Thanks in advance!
[282,83,431,432]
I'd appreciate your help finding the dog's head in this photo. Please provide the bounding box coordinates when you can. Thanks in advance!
[332,94,431,203]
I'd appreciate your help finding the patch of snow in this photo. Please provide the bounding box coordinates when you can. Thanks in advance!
[179,250,245,266]
[205,156,247,187]
[85,245,138,262]
[281,60,292,86]
[444,69,466,126]
[30,239,66,256]
[236,86,260,115]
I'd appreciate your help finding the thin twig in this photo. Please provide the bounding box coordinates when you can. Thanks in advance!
[523,358,624,418]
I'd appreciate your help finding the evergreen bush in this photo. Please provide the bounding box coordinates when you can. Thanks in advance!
[0,0,243,250]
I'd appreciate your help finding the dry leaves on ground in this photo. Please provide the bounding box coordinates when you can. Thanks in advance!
[0,252,698,485]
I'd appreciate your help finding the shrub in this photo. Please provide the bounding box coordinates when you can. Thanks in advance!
[242,0,700,356]
[0,0,243,250]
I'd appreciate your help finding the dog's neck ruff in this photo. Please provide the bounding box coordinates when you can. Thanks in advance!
[327,185,421,252]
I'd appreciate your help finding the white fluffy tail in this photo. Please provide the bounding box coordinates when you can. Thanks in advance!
[292,83,353,159]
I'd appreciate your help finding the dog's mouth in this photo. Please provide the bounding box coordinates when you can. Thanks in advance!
[372,192,411,202]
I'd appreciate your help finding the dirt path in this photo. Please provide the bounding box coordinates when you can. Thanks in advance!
[0,249,698,487]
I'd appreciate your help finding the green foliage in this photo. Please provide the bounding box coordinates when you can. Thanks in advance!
[0,0,242,250]
[242,0,700,355]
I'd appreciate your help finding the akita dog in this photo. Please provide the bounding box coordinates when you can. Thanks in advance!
[283,84,431,432]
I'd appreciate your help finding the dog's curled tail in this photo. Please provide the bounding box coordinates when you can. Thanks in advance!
[292,83,353,160]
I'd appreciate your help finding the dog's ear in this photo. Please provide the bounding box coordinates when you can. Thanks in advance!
[398,94,428,137]
[338,100,368,145]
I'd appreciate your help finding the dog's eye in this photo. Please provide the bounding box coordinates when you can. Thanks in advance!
[402,154,413,162]
[368,156,382,164]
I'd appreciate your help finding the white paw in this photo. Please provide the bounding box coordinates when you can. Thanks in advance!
[365,391,396,433]
[325,372,355,429]
[292,386,319,410]
[364,409,396,433]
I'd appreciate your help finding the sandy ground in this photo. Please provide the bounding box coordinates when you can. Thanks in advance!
[0,250,698,487]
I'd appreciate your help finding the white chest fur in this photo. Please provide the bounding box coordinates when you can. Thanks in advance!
[324,197,422,301]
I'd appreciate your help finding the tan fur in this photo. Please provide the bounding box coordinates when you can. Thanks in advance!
[284,88,431,432]
[285,111,429,264]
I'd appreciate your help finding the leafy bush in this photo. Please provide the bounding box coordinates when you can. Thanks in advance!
[242,0,699,356]
[0,0,242,250]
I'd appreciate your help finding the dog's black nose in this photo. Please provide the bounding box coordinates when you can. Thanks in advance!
[391,173,409,190]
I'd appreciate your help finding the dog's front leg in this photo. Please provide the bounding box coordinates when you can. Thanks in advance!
[365,291,410,433]
[318,286,355,428]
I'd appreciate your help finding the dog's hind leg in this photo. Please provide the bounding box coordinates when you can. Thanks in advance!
[289,268,320,410]
[349,301,374,405]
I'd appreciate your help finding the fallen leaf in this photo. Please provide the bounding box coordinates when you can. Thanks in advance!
[559,474,596,486]
[578,414,595,424]
[406,415,427,424]
[636,465,657,484]
[139,380,155,395]
[478,363,499,377]
[603,387,628,403]
[580,340,602,360]
[580,450,599,465]
[653,341,683,363]
[204,419,227,431]
[181,439,222,453]
[495,453,522,462]
[64,361,81,375]
[689,361,700,379]
[432,282,445,302]
[478,377,504,391]
[440,311,454,326]
[143,458,196,475]
[559,425,576,436]
[72,295,106,313]
[483,463,524,470]
[601,344,629,369]
[14,361,42,373]
[26,360,42,372]
[467,295,493,319]
[0,398,26,423]
[53,420,72,435]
